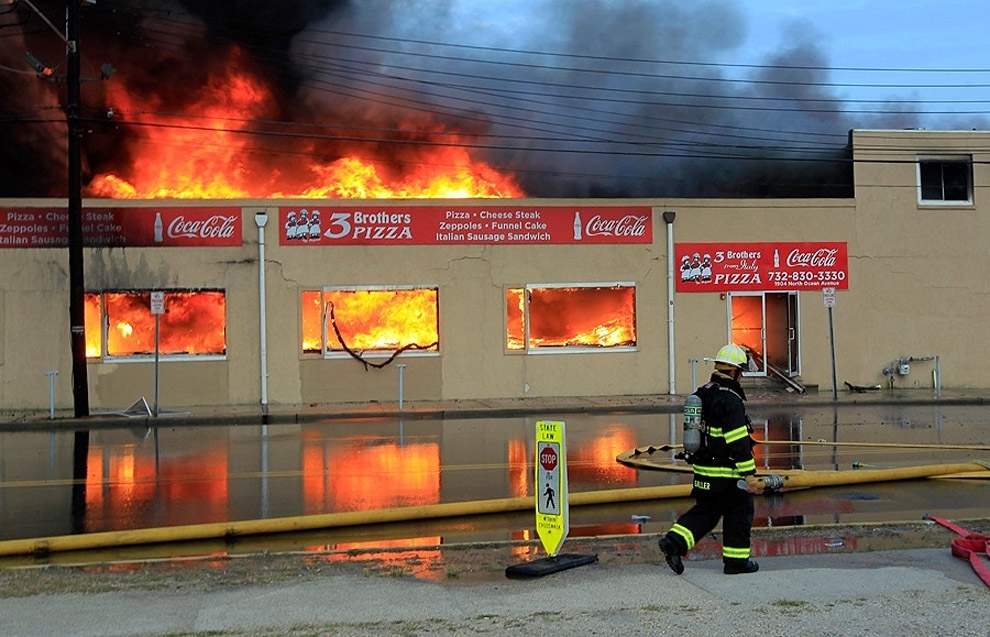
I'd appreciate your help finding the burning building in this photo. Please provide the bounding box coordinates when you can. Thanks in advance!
[0,3,988,413]
[1,128,989,414]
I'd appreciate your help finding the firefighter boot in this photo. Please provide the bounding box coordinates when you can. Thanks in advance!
[723,559,760,575]
[658,536,684,575]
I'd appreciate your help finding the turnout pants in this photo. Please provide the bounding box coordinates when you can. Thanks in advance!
[667,478,755,564]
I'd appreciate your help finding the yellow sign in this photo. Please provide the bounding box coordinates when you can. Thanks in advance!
[535,420,568,557]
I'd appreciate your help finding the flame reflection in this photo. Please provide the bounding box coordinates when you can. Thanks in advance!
[301,432,440,513]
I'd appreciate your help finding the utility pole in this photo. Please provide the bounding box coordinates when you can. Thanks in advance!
[66,0,89,417]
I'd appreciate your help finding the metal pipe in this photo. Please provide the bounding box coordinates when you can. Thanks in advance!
[397,363,407,410]
[663,211,676,394]
[935,355,942,397]
[45,370,58,419]
[254,212,270,416]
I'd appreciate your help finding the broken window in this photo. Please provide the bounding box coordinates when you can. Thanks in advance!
[301,287,440,358]
[83,290,227,359]
[919,158,972,203]
[506,284,637,352]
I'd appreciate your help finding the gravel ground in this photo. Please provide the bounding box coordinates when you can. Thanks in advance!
[1,521,988,636]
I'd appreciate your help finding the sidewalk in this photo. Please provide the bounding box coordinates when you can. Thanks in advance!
[1,542,988,636]
[3,385,985,430]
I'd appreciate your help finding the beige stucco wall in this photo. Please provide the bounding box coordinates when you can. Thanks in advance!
[2,130,987,413]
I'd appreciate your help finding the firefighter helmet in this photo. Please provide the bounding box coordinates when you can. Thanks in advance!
[714,344,747,370]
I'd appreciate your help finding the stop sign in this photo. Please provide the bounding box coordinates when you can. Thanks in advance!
[540,445,558,471]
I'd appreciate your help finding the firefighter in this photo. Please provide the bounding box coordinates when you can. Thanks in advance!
[658,343,760,575]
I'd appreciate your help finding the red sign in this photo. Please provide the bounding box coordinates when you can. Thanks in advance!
[0,207,243,248]
[676,242,849,292]
[539,445,558,471]
[278,205,652,245]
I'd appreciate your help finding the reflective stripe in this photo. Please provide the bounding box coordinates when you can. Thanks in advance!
[670,523,696,550]
[722,545,751,560]
[735,459,757,474]
[723,425,750,444]
[693,464,744,479]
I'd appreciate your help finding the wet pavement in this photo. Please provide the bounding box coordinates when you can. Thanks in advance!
[1,388,989,636]
[1,386,989,549]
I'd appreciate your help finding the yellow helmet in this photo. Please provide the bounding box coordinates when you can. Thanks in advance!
[714,344,747,370]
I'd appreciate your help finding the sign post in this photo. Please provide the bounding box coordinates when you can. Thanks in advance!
[505,420,597,579]
[536,420,568,557]
[150,291,165,417]
[823,287,837,401]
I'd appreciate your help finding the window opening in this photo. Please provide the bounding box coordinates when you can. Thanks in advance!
[301,287,440,367]
[919,158,971,203]
[84,290,226,359]
[506,284,637,352]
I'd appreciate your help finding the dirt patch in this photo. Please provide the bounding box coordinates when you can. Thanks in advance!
[1,518,985,597]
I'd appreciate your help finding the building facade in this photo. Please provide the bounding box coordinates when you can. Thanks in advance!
[0,129,986,414]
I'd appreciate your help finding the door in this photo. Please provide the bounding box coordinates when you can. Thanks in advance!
[728,292,800,377]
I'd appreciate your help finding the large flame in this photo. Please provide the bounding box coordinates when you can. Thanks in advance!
[507,286,637,349]
[85,292,226,358]
[87,47,522,200]
[302,289,439,353]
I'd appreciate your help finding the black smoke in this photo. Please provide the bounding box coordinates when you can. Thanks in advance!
[0,0,977,198]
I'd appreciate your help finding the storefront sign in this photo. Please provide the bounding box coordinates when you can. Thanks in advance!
[278,205,653,245]
[0,207,242,248]
[676,242,848,292]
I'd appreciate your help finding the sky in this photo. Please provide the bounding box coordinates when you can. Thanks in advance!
[731,0,989,120]
[1,0,988,199]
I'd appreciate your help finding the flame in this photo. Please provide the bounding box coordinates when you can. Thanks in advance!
[84,293,102,357]
[87,47,522,200]
[85,291,226,357]
[302,289,438,353]
[507,286,637,349]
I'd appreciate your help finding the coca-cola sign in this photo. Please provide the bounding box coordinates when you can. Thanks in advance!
[676,241,849,292]
[278,205,653,245]
[166,214,238,240]
[0,206,243,248]
[785,248,838,268]
[585,214,648,238]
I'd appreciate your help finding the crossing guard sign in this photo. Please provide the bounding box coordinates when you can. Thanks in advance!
[535,420,569,557]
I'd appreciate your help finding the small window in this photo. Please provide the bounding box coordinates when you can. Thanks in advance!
[84,290,227,359]
[301,287,440,358]
[919,158,972,203]
[506,284,637,352]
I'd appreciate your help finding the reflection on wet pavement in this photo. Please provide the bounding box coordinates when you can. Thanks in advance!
[0,404,987,562]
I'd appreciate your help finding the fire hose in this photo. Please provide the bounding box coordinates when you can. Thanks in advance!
[0,484,692,558]
[923,514,990,588]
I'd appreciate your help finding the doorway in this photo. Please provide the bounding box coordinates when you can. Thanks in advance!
[728,292,800,377]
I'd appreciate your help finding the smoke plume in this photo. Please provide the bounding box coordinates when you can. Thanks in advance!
[0,0,977,199]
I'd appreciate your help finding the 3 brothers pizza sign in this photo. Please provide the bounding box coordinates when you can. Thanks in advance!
[676,242,849,292]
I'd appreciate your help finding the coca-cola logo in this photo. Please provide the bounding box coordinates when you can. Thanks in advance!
[786,248,838,268]
[585,214,647,237]
[167,215,237,239]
